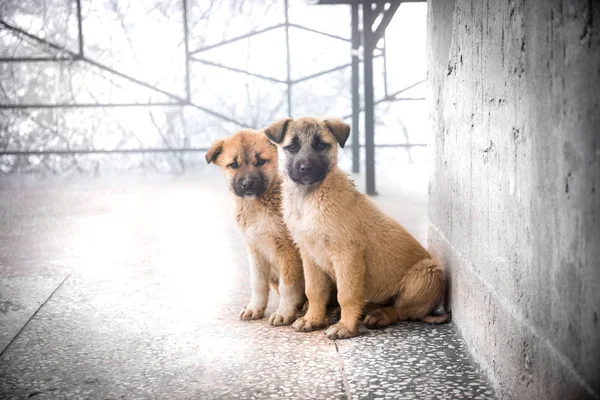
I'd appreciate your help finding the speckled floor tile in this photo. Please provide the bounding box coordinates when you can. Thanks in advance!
[0,176,345,399]
[0,275,345,399]
[0,174,496,399]
[335,323,496,400]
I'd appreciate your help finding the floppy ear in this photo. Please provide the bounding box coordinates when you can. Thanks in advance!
[324,118,350,148]
[205,139,224,164]
[265,118,292,144]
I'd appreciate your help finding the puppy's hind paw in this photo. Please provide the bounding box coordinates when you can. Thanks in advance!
[300,300,309,314]
[363,309,395,329]
[240,307,265,320]
[325,323,358,340]
[269,312,296,326]
[292,317,328,332]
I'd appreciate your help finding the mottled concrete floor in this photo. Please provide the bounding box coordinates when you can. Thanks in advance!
[0,169,495,399]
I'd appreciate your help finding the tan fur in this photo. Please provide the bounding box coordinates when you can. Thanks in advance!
[265,117,448,339]
[206,129,305,326]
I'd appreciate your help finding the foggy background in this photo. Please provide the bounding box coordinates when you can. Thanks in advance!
[0,0,428,177]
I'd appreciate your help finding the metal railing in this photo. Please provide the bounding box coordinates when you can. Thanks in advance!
[0,0,426,185]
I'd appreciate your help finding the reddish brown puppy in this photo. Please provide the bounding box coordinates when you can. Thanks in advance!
[206,129,305,325]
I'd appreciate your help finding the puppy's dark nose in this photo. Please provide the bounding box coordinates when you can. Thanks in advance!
[240,179,255,190]
[299,164,311,173]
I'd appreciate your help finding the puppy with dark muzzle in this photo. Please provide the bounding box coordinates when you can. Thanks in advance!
[206,129,305,326]
[265,117,449,339]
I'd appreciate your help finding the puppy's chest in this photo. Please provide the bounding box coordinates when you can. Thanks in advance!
[283,195,320,238]
[283,193,333,269]
[236,204,282,243]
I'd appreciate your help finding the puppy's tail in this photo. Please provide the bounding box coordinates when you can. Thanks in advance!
[421,311,452,324]
[399,258,450,324]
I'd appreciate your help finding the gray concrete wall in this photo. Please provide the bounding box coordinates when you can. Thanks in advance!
[427,0,600,399]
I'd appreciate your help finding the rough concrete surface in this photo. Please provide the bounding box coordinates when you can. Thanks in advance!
[427,0,599,399]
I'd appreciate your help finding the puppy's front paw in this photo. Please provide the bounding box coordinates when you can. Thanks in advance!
[292,316,328,332]
[269,312,296,326]
[240,307,265,320]
[325,323,358,340]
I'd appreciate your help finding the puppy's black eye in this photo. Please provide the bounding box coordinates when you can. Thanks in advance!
[313,140,330,151]
[285,137,300,154]
[284,144,298,153]
[228,160,239,169]
[312,135,331,151]
[255,157,267,166]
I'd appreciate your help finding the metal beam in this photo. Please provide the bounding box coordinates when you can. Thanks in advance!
[288,23,349,42]
[373,2,400,46]
[0,143,425,157]
[351,2,360,173]
[185,103,253,128]
[0,148,210,156]
[372,3,385,18]
[0,20,74,56]
[1,19,252,127]
[362,0,376,195]
[76,0,84,56]
[81,58,183,103]
[0,20,180,102]
[0,102,250,129]
[382,35,388,97]
[291,62,350,84]
[363,143,427,148]
[0,56,76,62]
[190,57,287,84]
[0,102,184,109]
[182,0,191,102]
[291,53,382,85]
[384,79,426,99]
[384,97,425,102]
[340,79,427,120]
[188,24,285,55]
[285,0,292,116]
[341,98,426,120]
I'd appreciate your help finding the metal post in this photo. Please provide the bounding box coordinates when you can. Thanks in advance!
[76,0,84,56]
[284,0,292,116]
[383,34,388,97]
[182,0,191,102]
[362,1,376,195]
[351,2,360,174]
